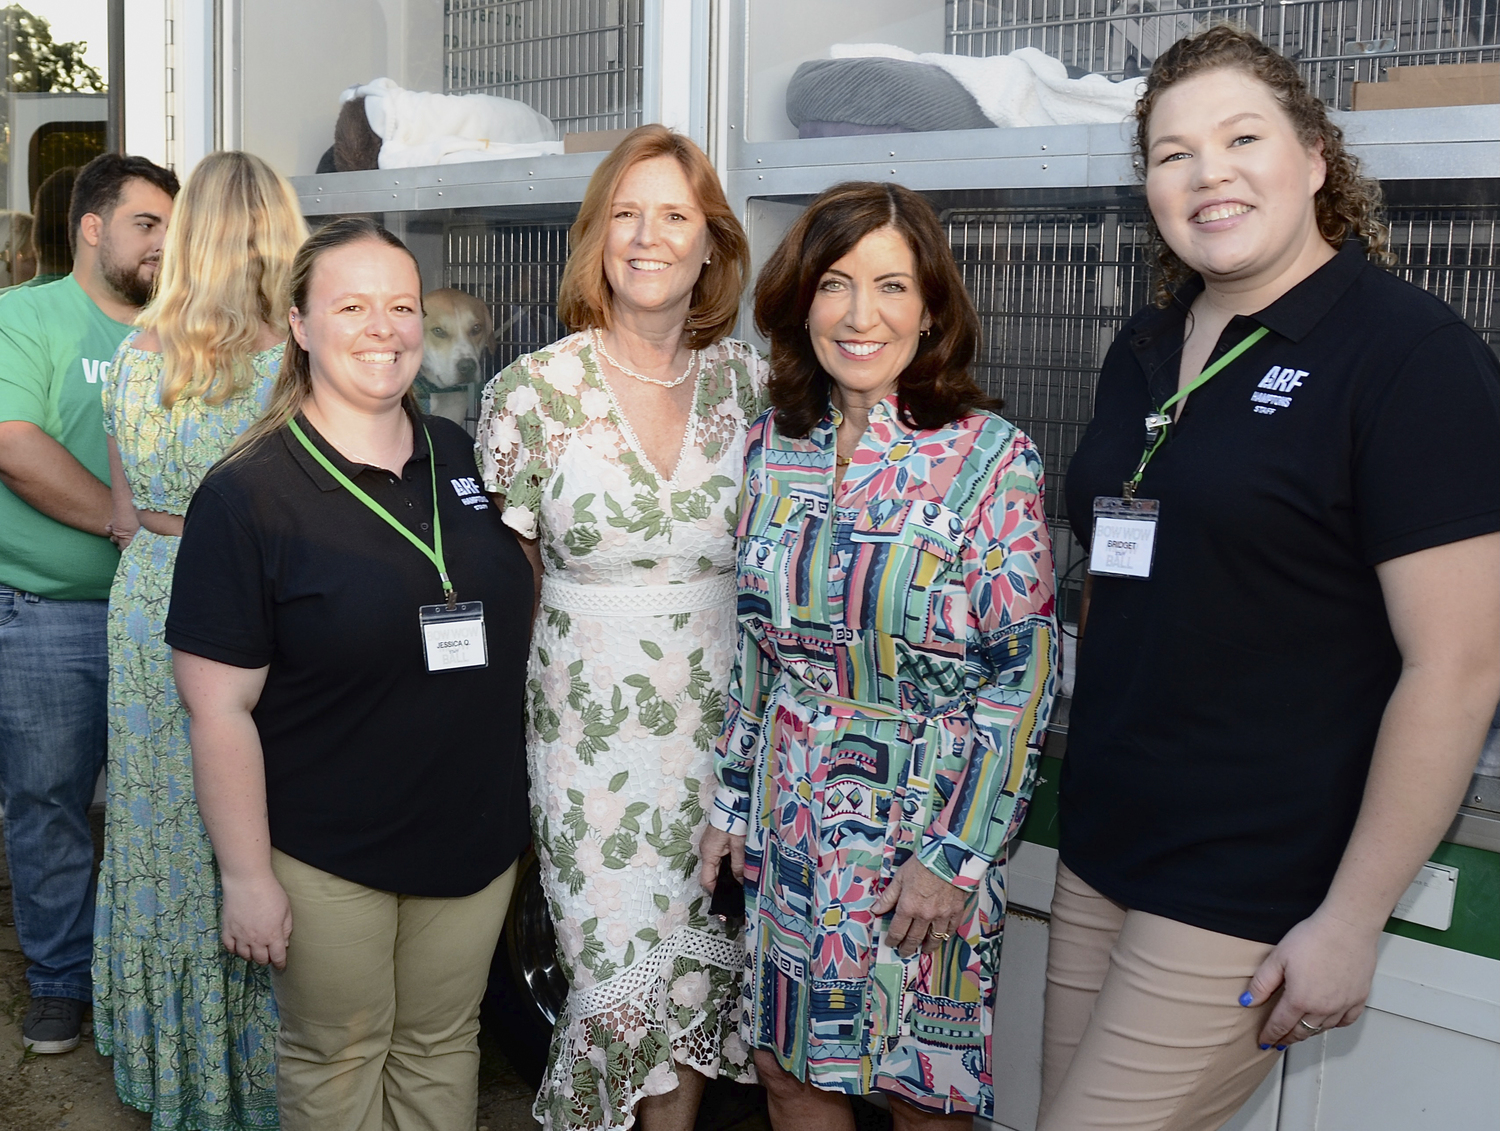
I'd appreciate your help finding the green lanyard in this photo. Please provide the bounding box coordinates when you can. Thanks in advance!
[288,419,456,608]
[1123,325,1269,499]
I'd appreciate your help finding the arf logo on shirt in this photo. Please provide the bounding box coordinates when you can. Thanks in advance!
[450,476,490,510]
[1250,365,1308,415]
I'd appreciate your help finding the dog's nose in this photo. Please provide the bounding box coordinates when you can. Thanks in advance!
[457,358,477,381]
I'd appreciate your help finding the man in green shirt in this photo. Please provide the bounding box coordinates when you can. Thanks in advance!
[0,153,178,1054]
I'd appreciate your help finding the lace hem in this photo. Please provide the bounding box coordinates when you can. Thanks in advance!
[535,926,753,1131]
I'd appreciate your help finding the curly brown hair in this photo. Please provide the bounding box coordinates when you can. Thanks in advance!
[1136,24,1394,306]
[753,181,996,438]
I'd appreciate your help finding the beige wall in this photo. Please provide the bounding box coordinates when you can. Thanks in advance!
[240,0,444,177]
[747,0,946,142]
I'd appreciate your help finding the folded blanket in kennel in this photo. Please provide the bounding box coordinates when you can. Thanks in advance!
[789,45,1146,136]
[786,56,995,137]
[342,78,565,168]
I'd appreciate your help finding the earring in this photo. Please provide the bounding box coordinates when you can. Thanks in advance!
[803,319,809,330]
[704,257,712,265]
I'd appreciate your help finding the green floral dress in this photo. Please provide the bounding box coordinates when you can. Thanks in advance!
[476,332,766,1130]
[93,334,281,1130]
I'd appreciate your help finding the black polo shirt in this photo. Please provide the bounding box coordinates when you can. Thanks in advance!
[166,412,533,897]
[1062,241,1500,943]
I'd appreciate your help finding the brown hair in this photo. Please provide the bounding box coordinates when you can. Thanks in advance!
[228,217,422,458]
[753,180,994,438]
[1136,24,1394,306]
[556,125,749,349]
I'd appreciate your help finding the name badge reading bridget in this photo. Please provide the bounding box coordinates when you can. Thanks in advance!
[1089,497,1160,580]
[419,602,488,672]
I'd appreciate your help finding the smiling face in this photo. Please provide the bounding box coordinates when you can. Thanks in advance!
[807,226,931,410]
[602,154,711,324]
[1145,67,1329,294]
[290,239,424,414]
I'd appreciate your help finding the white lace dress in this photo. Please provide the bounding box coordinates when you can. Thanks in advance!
[476,332,766,1130]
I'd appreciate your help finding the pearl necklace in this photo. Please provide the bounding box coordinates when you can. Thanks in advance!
[591,328,700,389]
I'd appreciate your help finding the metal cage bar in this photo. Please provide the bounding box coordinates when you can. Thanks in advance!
[445,0,647,134]
[946,0,1500,109]
[446,220,572,371]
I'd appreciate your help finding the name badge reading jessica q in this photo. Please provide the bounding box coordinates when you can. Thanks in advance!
[1089,497,1160,580]
[419,602,488,672]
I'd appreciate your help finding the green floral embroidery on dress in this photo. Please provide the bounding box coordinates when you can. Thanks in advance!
[477,333,767,1130]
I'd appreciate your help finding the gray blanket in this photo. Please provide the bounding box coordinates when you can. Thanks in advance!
[786,56,993,136]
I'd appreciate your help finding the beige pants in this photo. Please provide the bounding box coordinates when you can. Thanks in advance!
[1038,862,1280,1131]
[269,850,517,1131]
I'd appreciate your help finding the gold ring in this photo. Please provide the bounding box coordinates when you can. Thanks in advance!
[929,929,951,940]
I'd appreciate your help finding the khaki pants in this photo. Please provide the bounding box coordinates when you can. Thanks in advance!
[269,850,517,1131]
[1038,862,1279,1131]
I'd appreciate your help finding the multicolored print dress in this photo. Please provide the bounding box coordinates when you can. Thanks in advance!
[475,332,766,1131]
[711,396,1056,1117]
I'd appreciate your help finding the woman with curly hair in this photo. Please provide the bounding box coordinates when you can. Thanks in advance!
[1042,26,1500,1131]
[700,180,1057,1129]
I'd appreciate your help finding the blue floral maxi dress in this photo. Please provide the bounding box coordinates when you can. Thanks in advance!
[712,399,1057,1117]
[93,335,281,1130]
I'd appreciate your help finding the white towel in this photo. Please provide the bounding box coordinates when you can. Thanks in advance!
[829,44,1145,129]
[344,78,565,168]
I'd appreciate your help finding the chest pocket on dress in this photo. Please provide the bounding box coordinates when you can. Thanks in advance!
[737,490,811,623]
[847,501,967,650]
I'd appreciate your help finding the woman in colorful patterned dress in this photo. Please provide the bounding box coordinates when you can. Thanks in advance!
[94,150,306,1130]
[699,181,1057,1129]
[475,126,764,1131]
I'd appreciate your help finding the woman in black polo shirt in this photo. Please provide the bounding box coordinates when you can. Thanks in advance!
[1039,27,1500,1131]
[166,217,532,1131]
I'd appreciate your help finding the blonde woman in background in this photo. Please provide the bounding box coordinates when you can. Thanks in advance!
[0,209,35,288]
[93,150,306,1130]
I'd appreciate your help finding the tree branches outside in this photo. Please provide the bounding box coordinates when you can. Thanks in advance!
[3,4,106,94]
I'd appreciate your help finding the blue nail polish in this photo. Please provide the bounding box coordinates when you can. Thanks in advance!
[1238,991,1254,1007]
[1275,1044,1287,1051]
[1258,1044,1270,1051]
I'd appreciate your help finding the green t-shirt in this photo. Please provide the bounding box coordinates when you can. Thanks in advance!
[0,276,133,599]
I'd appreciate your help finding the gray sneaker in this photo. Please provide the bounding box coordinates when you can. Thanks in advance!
[21,996,84,1054]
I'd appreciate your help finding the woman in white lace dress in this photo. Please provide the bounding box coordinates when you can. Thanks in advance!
[476,126,764,1131]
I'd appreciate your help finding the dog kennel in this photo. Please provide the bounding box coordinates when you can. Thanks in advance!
[949,0,1500,108]
[285,1,1500,1125]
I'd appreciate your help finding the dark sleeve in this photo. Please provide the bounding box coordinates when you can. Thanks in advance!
[165,478,275,668]
[1354,320,1500,565]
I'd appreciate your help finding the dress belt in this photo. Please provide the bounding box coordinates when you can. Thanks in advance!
[780,679,975,729]
[540,572,736,617]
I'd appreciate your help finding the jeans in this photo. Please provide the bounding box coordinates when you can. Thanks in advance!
[0,585,108,1001]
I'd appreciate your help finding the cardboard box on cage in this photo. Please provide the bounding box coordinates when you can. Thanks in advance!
[1352,62,1500,111]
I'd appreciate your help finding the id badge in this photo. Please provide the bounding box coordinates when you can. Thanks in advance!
[1089,497,1160,580]
[419,602,488,672]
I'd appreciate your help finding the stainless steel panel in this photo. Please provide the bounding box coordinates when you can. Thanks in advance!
[290,152,607,217]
